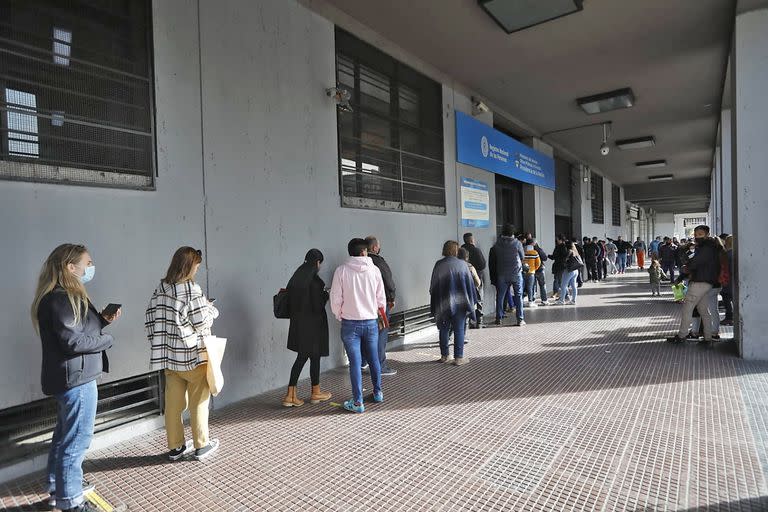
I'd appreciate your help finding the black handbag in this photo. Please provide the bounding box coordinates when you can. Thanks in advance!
[273,288,290,319]
[566,255,584,272]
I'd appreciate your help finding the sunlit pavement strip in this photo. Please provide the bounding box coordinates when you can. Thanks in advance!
[2,270,767,511]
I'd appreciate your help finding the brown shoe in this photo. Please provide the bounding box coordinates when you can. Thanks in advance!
[282,386,304,407]
[310,385,332,404]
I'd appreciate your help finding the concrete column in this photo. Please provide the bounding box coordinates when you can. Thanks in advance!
[713,147,721,233]
[732,7,768,360]
[720,109,733,234]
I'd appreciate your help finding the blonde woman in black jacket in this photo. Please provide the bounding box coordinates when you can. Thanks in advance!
[32,244,120,512]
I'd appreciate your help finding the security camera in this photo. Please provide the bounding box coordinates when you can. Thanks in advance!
[600,142,610,156]
[326,86,353,113]
[471,97,490,116]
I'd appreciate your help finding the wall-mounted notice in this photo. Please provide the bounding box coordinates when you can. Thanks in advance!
[460,177,490,228]
[456,111,555,190]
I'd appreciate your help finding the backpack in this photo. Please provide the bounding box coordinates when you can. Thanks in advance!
[566,254,584,272]
[273,288,290,318]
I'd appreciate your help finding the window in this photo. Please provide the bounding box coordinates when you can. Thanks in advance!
[0,1,155,188]
[335,29,445,214]
[612,184,621,226]
[591,173,604,224]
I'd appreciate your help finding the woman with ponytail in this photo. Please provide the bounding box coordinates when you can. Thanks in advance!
[32,244,120,512]
[282,249,332,407]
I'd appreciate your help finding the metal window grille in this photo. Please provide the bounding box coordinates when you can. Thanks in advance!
[612,184,621,226]
[0,372,162,466]
[0,0,155,189]
[335,28,445,214]
[591,174,604,224]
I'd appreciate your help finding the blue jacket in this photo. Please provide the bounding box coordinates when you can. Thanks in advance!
[429,256,477,326]
[38,287,113,396]
[488,236,525,284]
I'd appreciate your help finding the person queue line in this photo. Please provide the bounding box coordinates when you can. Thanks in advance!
[31,227,730,511]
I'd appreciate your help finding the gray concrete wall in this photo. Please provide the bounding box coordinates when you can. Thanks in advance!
[575,168,626,240]
[0,0,578,410]
[0,0,207,409]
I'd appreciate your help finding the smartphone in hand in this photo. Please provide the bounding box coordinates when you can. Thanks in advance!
[102,303,122,317]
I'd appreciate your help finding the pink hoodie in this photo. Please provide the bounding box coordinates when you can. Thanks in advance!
[330,256,386,321]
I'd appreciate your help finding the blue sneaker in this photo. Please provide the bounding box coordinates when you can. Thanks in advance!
[373,391,384,403]
[343,400,365,413]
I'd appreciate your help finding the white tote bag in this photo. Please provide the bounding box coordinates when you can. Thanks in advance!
[203,336,227,396]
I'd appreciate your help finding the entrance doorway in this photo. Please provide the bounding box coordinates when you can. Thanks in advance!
[495,175,523,235]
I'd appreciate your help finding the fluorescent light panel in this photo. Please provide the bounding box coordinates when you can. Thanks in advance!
[577,88,635,114]
[636,160,667,169]
[478,0,583,35]
[648,174,673,181]
[616,136,655,150]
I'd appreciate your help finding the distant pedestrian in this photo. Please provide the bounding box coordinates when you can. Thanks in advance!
[647,258,668,296]
[430,241,478,365]
[489,224,526,326]
[634,237,647,269]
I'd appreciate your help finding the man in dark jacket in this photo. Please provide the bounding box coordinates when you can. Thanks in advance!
[658,237,677,282]
[363,236,397,376]
[462,233,487,274]
[667,225,723,345]
[533,239,548,304]
[584,237,599,282]
[489,224,526,326]
[615,236,632,274]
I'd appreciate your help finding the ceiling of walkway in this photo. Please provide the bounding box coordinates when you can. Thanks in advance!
[322,0,737,213]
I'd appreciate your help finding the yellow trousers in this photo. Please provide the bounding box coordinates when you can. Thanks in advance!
[164,364,210,450]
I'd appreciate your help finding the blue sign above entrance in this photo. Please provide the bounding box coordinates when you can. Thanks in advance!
[455,111,555,190]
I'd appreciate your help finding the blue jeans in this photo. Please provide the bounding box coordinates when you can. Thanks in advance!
[558,270,579,303]
[617,253,627,273]
[47,380,98,510]
[535,270,547,301]
[439,312,467,358]
[524,273,536,302]
[341,319,381,404]
[662,262,675,282]
[362,306,390,371]
[496,273,524,321]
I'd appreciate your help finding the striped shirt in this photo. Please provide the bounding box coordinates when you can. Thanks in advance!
[145,281,219,371]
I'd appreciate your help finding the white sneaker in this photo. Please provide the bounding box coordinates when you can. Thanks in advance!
[528,302,538,308]
[565,300,576,305]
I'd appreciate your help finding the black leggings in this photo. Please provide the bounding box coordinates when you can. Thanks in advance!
[288,353,320,386]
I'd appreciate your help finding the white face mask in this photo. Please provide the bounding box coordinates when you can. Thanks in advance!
[80,264,95,284]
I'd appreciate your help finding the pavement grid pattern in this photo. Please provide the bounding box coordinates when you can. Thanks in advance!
[2,270,767,511]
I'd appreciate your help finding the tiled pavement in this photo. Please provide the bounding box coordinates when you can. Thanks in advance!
[3,271,768,511]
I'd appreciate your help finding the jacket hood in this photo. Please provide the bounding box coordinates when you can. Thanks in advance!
[346,256,377,273]
[495,236,518,247]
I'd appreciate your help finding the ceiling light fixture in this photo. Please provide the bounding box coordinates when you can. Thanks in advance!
[478,0,583,35]
[636,160,667,169]
[577,88,635,115]
[648,174,673,182]
[615,136,655,150]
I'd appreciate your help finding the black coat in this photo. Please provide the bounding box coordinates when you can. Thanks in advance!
[286,263,329,357]
[461,243,487,273]
[369,253,396,303]
[551,243,569,274]
[38,287,113,396]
